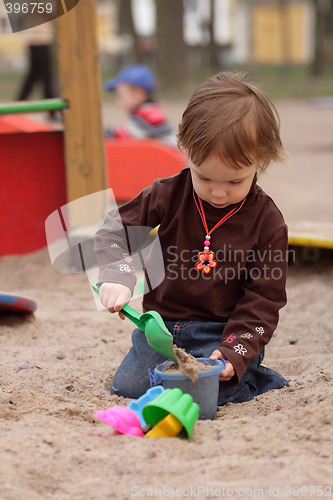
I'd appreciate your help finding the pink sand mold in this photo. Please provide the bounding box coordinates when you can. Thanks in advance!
[94,406,143,437]
[128,386,165,427]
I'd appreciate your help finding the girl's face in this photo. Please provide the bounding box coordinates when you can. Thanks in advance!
[189,152,257,208]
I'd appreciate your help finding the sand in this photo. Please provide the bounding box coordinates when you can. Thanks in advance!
[1,99,333,499]
[162,346,213,382]
[1,249,332,500]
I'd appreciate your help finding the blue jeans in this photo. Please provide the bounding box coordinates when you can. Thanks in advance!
[110,321,288,405]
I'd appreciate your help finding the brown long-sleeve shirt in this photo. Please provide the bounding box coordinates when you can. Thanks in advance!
[94,168,288,383]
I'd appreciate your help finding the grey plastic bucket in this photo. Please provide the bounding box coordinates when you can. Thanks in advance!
[148,358,225,420]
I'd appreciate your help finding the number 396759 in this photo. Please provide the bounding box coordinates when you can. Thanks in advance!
[5,3,53,15]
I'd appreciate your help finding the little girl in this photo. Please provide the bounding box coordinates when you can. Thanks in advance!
[94,72,289,405]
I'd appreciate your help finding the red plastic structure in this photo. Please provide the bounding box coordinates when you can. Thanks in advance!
[105,138,186,201]
[0,117,186,257]
[0,116,67,257]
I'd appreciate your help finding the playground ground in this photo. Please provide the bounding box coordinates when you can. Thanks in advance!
[0,98,332,499]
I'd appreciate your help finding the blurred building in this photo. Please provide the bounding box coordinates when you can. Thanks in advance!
[250,0,315,64]
[183,0,315,65]
[0,0,318,71]
[99,0,316,66]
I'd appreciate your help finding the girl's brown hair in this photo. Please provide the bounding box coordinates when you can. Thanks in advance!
[177,72,286,172]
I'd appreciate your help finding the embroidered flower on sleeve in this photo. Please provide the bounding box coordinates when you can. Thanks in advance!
[255,327,265,335]
[119,264,131,272]
[122,252,133,263]
[241,333,253,339]
[233,344,247,355]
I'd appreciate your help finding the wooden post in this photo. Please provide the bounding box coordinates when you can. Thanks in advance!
[56,0,106,225]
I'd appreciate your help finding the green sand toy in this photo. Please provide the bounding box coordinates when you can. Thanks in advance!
[143,388,200,439]
[92,283,177,363]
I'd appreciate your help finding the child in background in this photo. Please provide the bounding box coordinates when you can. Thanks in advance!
[104,64,177,148]
[16,21,58,121]
[95,71,289,405]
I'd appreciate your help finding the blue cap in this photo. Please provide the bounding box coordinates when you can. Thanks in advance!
[104,65,156,94]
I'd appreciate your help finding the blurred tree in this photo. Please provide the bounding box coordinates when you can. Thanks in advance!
[118,0,142,63]
[311,0,332,75]
[278,0,292,65]
[155,0,188,91]
[206,0,220,73]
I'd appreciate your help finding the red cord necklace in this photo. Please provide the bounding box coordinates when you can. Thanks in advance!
[193,189,247,275]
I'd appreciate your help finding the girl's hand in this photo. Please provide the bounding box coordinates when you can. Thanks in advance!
[209,350,236,382]
[99,283,132,320]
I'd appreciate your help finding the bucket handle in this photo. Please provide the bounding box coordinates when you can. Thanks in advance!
[148,368,162,387]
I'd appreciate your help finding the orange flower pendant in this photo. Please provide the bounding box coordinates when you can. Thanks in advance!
[195,250,218,275]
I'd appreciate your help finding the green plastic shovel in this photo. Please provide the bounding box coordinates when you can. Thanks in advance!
[92,284,177,363]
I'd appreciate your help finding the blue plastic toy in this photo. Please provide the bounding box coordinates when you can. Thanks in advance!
[128,386,165,427]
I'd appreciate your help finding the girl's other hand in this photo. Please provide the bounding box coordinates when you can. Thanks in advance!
[209,349,235,381]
